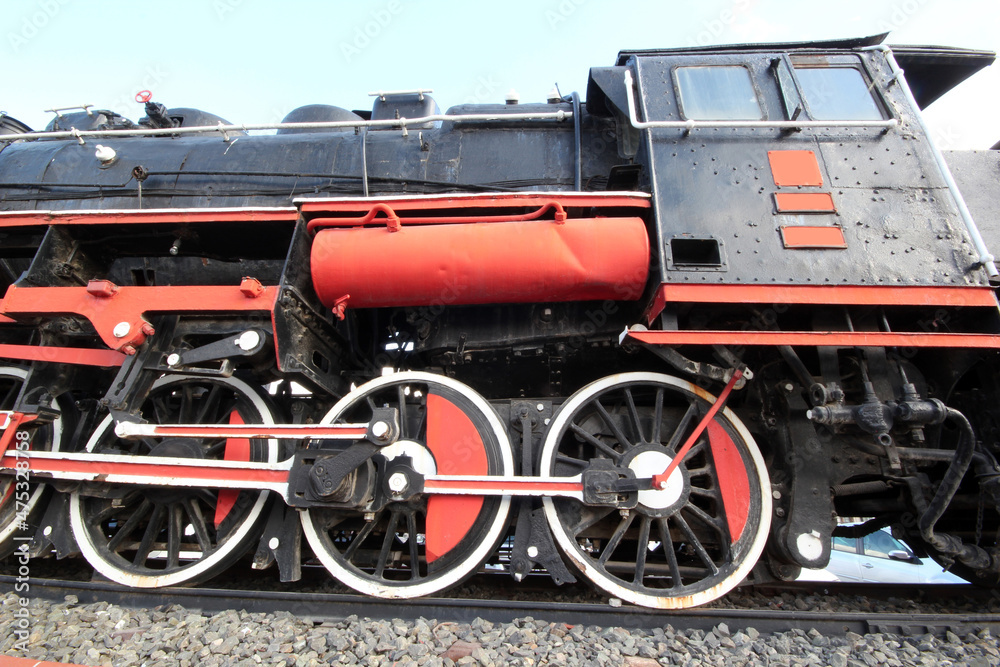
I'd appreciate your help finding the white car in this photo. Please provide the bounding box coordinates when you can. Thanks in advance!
[797,527,966,584]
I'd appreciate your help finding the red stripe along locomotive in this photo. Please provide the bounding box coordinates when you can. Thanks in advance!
[2,34,1000,608]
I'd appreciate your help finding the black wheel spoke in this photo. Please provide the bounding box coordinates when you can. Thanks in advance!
[183,499,213,554]
[406,511,421,580]
[204,440,228,457]
[675,512,719,575]
[651,388,664,445]
[374,511,400,579]
[598,511,635,565]
[397,386,409,439]
[666,402,699,452]
[195,489,218,508]
[567,506,616,537]
[569,423,622,462]
[554,454,589,474]
[682,504,727,539]
[106,500,152,552]
[179,385,195,424]
[343,515,380,563]
[194,384,224,424]
[593,399,633,449]
[633,515,651,584]
[658,518,683,588]
[167,505,183,569]
[134,505,165,567]
[624,389,645,445]
[150,396,173,428]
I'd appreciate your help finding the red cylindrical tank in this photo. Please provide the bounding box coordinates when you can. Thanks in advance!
[311,217,649,309]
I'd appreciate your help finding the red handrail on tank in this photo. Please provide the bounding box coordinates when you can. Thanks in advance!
[306,201,567,233]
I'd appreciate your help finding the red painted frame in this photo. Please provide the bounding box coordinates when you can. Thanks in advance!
[627,329,1000,349]
[0,284,279,351]
[644,284,1000,324]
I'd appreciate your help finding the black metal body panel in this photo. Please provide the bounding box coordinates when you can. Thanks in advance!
[627,48,990,288]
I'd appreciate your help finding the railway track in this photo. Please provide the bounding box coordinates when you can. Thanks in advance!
[5,573,999,639]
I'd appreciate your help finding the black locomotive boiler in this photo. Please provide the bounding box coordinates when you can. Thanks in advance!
[2,34,1000,609]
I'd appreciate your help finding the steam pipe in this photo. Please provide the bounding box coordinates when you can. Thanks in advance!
[570,91,582,191]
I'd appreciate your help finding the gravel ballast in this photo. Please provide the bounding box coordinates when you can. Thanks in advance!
[2,592,999,667]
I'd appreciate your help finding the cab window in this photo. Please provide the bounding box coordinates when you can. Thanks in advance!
[793,66,885,121]
[674,66,763,120]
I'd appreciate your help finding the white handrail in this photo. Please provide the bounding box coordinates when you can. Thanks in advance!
[0,109,571,144]
[867,44,999,283]
[622,69,898,131]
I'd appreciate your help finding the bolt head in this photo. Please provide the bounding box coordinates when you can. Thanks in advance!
[166,353,181,367]
[371,421,390,440]
[387,472,408,493]
[237,330,261,351]
[536,403,545,412]
[113,321,131,339]
[268,537,280,550]
[526,545,539,559]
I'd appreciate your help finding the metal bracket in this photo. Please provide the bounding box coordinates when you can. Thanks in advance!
[582,458,640,507]
[286,443,378,507]
[510,501,577,585]
[164,329,267,370]
[252,502,302,582]
[638,339,751,389]
[29,492,78,559]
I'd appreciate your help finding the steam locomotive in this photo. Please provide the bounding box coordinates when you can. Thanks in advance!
[2,34,1000,609]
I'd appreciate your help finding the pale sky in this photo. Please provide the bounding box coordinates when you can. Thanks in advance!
[5,0,999,149]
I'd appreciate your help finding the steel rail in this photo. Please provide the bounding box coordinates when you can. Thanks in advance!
[4,575,998,637]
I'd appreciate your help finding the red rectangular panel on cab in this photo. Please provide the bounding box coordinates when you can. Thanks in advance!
[781,225,847,249]
[768,150,824,187]
[774,192,837,213]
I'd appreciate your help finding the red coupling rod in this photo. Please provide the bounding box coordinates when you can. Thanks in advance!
[651,368,743,489]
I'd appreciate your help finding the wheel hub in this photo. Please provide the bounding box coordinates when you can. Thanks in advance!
[144,438,204,504]
[624,446,690,517]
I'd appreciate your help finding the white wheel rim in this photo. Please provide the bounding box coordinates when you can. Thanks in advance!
[302,371,513,598]
[540,372,771,609]
[69,374,277,588]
